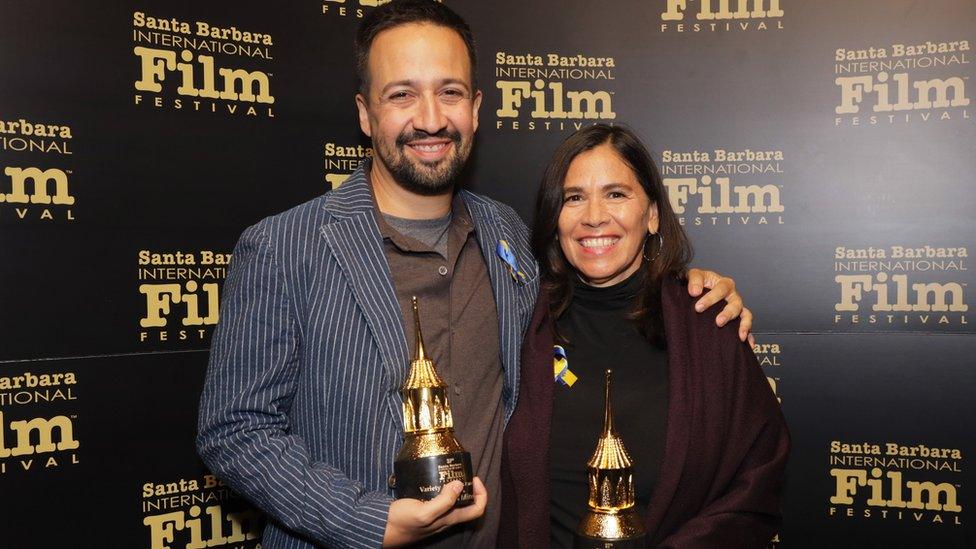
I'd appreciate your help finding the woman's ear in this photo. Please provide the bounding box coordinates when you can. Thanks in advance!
[647,201,660,234]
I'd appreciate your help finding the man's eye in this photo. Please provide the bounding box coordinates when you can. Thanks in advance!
[564,195,582,202]
[389,91,410,100]
[608,191,626,199]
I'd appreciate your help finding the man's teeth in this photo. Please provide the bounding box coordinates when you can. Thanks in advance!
[412,143,446,152]
[580,237,618,248]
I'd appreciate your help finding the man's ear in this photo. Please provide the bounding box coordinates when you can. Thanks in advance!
[355,93,372,137]
[647,201,660,234]
[471,89,483,133]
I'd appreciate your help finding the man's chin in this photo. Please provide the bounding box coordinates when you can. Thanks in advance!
[388,166,453,195]
[399,160,460,190]
[401,178,455,196]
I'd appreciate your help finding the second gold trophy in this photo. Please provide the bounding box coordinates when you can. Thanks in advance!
[391,296,474,506]
[575,370,647,547]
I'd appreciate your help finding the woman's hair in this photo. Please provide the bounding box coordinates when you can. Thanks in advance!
[531,124,693,347]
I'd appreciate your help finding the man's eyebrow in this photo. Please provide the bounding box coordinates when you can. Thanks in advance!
[380,80,415,95]
[439,78,471,91]
[379,78,472,95]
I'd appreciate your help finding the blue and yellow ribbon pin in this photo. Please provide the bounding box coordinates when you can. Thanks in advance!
[496,239,527,284]
[553,345,577,387]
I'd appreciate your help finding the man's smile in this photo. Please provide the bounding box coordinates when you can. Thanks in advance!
[405,139,453,162]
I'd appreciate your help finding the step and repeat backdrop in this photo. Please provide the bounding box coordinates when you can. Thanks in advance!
[1,0,974,547]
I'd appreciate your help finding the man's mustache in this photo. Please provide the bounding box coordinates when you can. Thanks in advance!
[396,129,462,148]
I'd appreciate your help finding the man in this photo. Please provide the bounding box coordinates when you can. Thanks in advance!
[197,1,753,547]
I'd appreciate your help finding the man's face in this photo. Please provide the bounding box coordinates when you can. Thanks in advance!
[356,23,482,196]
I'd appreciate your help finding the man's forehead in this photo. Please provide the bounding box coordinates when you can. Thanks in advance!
[367,23,472,83]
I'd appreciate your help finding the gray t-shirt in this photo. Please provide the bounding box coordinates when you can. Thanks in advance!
[382,211,452,258]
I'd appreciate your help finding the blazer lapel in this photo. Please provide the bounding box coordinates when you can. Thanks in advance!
[464,194,522,422]
[320,169,407,430]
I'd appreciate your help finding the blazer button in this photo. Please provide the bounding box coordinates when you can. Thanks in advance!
[438,265,448,276]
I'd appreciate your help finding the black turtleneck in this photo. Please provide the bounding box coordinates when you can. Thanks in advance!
[548,271,669,548]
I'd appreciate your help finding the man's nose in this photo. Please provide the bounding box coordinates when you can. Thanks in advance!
[412,94,448,135]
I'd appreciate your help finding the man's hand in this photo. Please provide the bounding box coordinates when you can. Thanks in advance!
[687,268,754,345]
[382,477,488,547]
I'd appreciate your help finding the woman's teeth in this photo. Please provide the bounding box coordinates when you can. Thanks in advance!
[580,237,618,248]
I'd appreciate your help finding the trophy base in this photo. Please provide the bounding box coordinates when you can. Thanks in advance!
[574,509,646,548]
[573,534,646,549]
[393,451,474,506]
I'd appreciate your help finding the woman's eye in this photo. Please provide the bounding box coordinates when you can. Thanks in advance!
[564,194,582,202]
[608,191,626,199]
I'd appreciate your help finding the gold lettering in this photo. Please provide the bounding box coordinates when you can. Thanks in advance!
[134,47,274,104]
[1,167,73,205]
[0,412,80,458]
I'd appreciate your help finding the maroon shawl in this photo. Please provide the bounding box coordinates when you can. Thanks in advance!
[500,276,790,548]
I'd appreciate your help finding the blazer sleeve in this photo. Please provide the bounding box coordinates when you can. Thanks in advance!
[658,329,790,549]
[196,221,392,548]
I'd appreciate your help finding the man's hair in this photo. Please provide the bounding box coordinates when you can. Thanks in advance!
[355,0,478,96]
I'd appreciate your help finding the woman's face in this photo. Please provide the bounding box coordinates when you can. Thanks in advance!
[557,144,659,287]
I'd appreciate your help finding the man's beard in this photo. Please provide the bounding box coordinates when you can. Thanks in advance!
[377,128,470,196]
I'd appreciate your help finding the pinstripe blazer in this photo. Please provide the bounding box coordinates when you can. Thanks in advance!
[197,166,539,548]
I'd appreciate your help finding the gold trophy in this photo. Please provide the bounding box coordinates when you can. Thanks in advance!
[575,370,647,548]
[390,296,474,505]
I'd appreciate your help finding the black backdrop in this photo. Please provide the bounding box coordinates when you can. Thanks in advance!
[1,1,973,547]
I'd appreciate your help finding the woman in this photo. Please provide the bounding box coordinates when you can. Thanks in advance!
[501,125,789,548]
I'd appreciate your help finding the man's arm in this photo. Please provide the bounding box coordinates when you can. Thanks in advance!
[196,222,391,548]
[687,268,755,343]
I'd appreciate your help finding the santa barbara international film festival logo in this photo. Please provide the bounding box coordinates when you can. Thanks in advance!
[833,245,968,329]
[0,370,80,475]
[658,0,784,34]
[828,439,963,526]
[324,141,372,189]
[142,474,264,549]
[659,147,785,227]
[494,50,617,132]
[0,117,75,223]
[138,249,231,345]
[132,11,275,118]
[834,39,971,127]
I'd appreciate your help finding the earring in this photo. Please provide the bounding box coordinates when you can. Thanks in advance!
[643,232,664,262]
